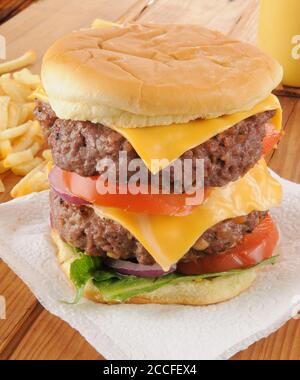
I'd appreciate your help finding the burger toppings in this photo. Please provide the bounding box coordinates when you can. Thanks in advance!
[104,259,177,278]
[49,166,90,206]
[50,165,204,216]
[50,157,282,272]
[263,123,282,155]
[35,100,278,189]
[60,230,277,303]
[184,211,267,257]
[177,215,279,275]
[50,189,268,265]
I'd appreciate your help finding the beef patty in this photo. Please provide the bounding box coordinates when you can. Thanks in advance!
[50,190,267,265]
[35,101,275,188]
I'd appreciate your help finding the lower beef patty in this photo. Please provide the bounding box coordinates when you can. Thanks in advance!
[35,102,275,188]
[50,190,267,265]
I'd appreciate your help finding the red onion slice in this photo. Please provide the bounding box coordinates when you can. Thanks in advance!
[105,258,176,278]
[49,166,90,206]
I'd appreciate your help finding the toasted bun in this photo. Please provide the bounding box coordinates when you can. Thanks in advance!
[42,23,282,128]
[52,229,256,306]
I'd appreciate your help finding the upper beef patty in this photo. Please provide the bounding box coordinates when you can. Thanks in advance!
[35,102,275,188]
[50,190,267,265]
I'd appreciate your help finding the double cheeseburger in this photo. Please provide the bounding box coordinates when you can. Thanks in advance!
[35,23,283,305]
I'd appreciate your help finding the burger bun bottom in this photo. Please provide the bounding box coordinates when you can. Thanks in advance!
[52,229,256,306]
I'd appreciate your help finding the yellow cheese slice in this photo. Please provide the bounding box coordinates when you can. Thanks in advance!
[112,95,282,173]
[93,160,282,270]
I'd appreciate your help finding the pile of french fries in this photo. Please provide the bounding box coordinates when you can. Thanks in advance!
[0,19,114,199]
[0,51,53,198]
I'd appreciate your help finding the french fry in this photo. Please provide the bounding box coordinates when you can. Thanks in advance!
[29,141,42,156]
[31,120,44,141]
[0,50,37,75]
[11,165,49,198]
[0,96,10,130]
[42,149,52,162]
[3,149,34,168]
[13,68,41,89]
[7,101,20,128]
[0,140,12,158]
[16,161,45,180]
[0,160,8,174]
[12,136,33,152]
[0,63,53,198]
[0,121,30,141]
[0,64,52,198]
[11,157,43,176]
[12,122,39,152]
[18,102,35,124]
[27,84,48,102]
[0,76,31,103]
[0,178,5,193]
[6,140,41,168]
[91,19,118,29]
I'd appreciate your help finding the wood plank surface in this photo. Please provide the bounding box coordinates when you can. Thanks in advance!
[0,0,35,24]
[9,310,104,360]
[269,99,300,182]
[141,0,253,35]
[0,262,41,360]
[233,319,300,360]
[0,0,300,360]
[0,0,139,72]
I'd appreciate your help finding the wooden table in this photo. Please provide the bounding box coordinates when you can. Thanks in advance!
[0,0,300,360]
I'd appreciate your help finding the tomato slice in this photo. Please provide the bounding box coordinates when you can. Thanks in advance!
[263,123,282,156]
[177,215,279,274]
[61,168,208,216]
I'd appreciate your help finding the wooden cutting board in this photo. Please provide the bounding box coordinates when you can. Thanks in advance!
[0,0,300,360]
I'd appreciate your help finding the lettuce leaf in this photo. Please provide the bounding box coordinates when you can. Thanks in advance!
[69,253,277,303]
[69,255,103,304]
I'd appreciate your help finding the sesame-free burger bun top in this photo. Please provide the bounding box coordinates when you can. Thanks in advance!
[42,24,283,128]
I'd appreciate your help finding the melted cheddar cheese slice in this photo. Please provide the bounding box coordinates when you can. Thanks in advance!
[112,95,282,174]
[93,160,282,270]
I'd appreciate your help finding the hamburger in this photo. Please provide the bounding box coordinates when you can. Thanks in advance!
[35,23,283,305]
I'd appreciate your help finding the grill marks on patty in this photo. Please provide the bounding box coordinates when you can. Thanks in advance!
[50,190,267,265]
[34,101,275,188]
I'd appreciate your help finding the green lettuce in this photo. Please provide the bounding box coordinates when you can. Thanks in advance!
[69,255,102,304]
[69,251,277,303]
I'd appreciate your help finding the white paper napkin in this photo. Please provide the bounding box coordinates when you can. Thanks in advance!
[0,173,300,360]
